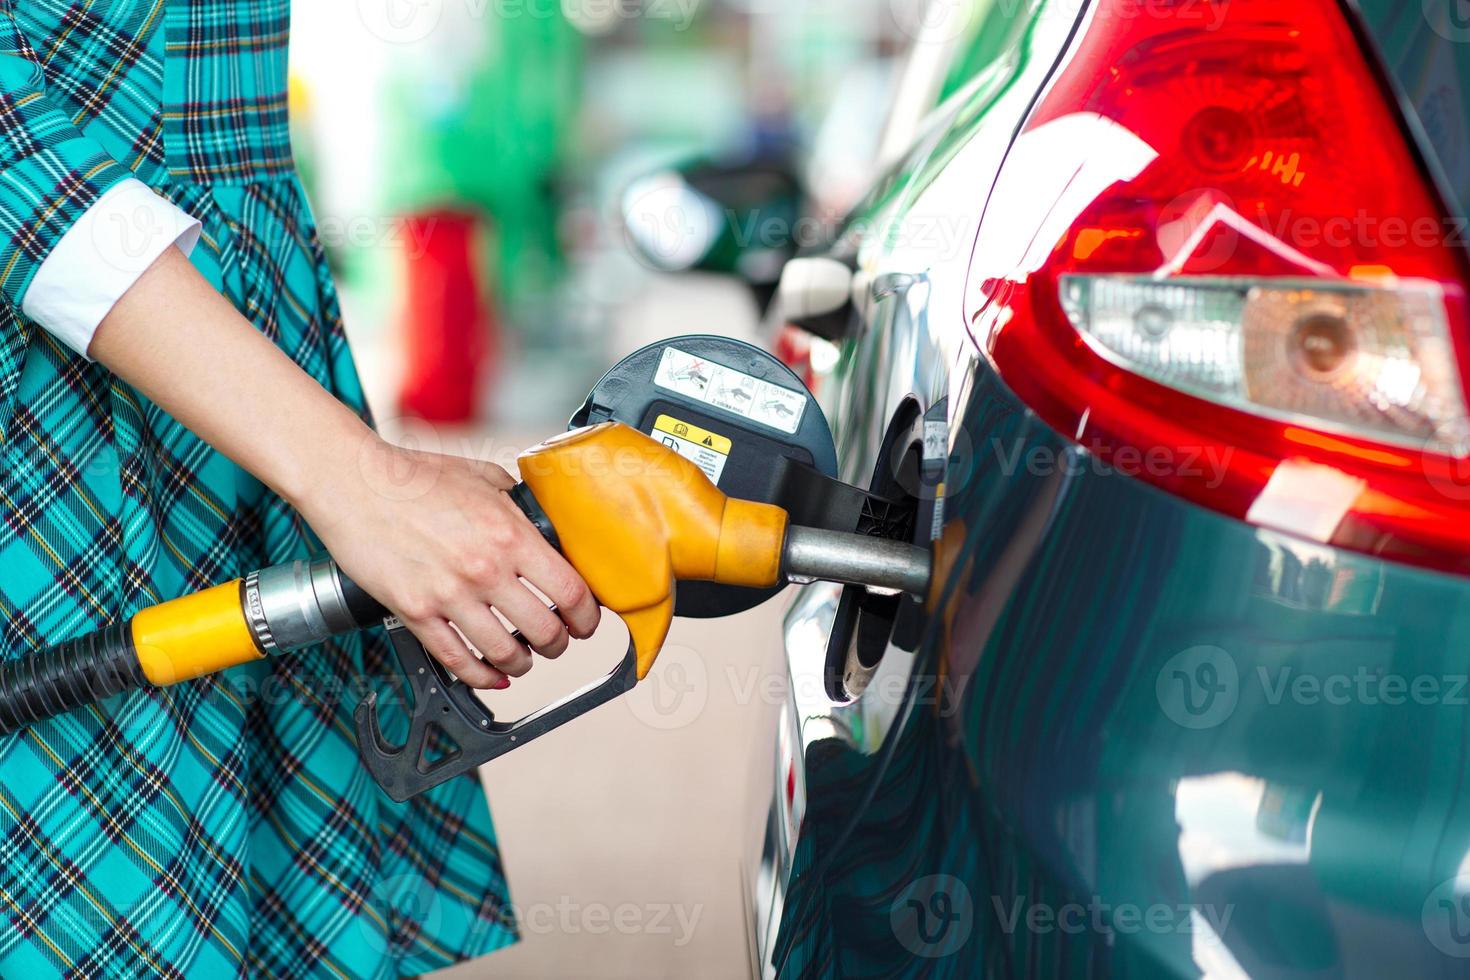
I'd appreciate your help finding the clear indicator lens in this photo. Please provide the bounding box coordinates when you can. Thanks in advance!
[1060,275,1470,455]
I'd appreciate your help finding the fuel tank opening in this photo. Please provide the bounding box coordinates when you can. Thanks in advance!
[824,398,941,701]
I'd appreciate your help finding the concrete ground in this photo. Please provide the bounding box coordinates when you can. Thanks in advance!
[352,275,790,978]
[433,584,786,980]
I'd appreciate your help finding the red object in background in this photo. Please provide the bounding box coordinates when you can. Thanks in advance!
[774,324,817,391]
[397,210,497,423]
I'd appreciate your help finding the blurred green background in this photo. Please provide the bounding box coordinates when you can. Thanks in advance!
[289,0,902,428]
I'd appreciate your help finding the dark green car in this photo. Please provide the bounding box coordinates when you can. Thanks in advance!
[745,1,1470,976]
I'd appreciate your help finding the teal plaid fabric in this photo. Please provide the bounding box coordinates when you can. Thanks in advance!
[0,2,518,977]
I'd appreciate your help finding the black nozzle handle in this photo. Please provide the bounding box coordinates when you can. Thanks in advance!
[0,623,148,735]
[511,483,559,550]
[337,573,390,629]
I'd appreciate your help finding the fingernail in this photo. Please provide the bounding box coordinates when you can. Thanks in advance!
[494,677,512,690]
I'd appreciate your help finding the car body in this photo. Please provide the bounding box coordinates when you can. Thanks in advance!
[745,1,1470,976]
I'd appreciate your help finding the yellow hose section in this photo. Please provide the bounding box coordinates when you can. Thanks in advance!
[131,581,265,686]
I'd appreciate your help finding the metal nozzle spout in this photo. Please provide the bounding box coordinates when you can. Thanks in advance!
[781,526,931,598]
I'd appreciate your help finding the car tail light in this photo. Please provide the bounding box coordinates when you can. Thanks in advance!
[970,0,1470,574]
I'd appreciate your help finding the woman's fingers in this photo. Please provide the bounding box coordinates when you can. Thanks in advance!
[491,582,572,659]
[404,616,507,690]
[452,603,536,678]
[559,583,602,641]
[323,452,605,690]
[515,549,601,639]
[496,491,602,640]
[481,463,516,492]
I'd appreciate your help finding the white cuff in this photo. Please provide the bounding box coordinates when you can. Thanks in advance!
[21,178,202,360]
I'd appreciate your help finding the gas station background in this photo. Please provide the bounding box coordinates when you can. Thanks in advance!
[289,0,902,428]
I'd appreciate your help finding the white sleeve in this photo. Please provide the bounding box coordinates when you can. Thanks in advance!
[20,177,202,360]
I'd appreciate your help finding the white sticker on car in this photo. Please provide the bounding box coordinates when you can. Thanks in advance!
[649,414,730,485]
[654,346,806,435]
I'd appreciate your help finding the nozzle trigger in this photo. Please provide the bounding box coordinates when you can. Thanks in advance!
[354,621,639,802]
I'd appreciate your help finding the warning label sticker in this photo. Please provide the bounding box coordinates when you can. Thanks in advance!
[651,414,731,485]
[653,346,807,435]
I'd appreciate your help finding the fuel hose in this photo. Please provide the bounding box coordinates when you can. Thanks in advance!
[0,563,389,736]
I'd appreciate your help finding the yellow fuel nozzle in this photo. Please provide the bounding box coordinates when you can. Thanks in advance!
[517,422,789,679]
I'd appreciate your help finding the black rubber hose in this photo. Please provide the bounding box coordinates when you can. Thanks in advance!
[0,622,148,735]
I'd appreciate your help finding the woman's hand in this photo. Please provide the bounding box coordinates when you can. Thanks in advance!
[298,436,602,689]
[91,246,600,689]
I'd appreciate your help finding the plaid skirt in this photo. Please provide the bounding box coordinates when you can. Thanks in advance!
[0,176,517,978]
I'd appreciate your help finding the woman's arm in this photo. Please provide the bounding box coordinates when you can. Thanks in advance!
[91,245,600,689]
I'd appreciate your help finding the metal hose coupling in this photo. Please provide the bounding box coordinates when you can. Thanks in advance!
[243,558,375,653]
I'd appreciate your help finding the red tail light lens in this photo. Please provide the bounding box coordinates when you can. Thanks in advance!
[968,0,1470,573]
